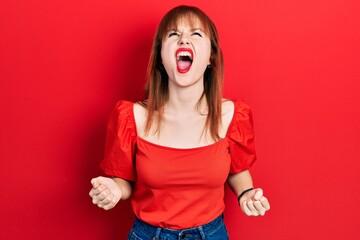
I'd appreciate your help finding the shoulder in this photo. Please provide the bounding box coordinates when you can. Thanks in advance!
[221,98,253,137]
[222,98,252,116]
[220,99,235,138]
[133,101,147,116]
[222,99,235,114]
[223,98,252,116]
[222,98,235,123]
[106,100,137,136]
[133,101,148,136]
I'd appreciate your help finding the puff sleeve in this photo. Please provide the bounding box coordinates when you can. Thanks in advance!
[100,101,137,181]
[227,99,257,174]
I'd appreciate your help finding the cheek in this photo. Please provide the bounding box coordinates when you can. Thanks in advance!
[198,43,212,65]
[160,44,174,75]
[160,43,172,64]
[199,39,212,64]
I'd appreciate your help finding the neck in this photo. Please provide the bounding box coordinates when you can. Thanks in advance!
[166,79,206,114]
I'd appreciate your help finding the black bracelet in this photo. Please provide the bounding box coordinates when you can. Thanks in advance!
[237,187,254,203]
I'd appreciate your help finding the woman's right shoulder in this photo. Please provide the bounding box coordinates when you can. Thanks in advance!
[133,101,148,135]
[109,100,147,136]
[133,101,147,117]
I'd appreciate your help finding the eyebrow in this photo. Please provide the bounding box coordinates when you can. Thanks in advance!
[167,27,205,32]
[192,28,206,32]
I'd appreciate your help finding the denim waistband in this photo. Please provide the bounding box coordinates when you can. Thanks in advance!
[132,214,224,239]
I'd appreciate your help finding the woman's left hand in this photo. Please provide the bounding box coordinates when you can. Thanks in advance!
[239,188,270,216]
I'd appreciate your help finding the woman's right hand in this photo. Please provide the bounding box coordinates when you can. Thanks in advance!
[89,176,122,210]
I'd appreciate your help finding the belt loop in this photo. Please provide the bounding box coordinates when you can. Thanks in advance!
[155,227,162,239]
[198,226,206,239]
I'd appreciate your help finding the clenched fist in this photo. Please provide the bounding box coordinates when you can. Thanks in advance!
[239,188,270,216]
[89,176,122,210]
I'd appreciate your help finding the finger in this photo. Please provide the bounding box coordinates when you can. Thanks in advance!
[102,202,115,210]
[93,188,111,204]
[98,192,113,207]
[253,188,263,201]
[99,194,120,210]
[253,200,266,216]
[91,178,100,188]
[91,179,108,194]
[89,188,99,198]
[89,182,107,198]
[246,200,259,216]
[98,189,113,205]
[242,200,252,216]
[260,196,271,210]
[92,176,111,188]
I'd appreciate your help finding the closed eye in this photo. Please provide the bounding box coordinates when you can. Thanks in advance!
[168,32,179,38]
[192,32,203,37]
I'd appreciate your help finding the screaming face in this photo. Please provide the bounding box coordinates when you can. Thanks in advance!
[160,17,211,87]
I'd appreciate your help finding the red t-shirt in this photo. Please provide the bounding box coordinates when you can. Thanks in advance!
[100,99,256,229]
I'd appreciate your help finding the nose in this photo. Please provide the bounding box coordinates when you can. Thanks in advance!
[178,34,190,45]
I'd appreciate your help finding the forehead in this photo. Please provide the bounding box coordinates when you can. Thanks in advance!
[166,14,209,33]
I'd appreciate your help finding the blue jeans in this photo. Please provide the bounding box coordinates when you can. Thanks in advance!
[128,214,229,240]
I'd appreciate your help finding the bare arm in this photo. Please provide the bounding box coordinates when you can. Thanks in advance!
[227,169,254,197]
[112,177,133,200]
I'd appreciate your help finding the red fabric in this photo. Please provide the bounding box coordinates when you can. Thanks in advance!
[100,99,256,229]
[101,101,137,181]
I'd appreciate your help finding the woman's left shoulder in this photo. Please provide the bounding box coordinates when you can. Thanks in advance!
[222,98,235,116]
[220,99,235,138]
[221,98,254,137]
[223,98,252,114]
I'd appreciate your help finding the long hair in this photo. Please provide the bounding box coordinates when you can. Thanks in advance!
[142,5,224,141]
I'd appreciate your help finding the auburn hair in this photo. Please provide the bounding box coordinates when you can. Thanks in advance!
[141,5,224,141]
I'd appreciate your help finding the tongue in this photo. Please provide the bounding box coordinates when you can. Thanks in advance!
[177,60,192,71]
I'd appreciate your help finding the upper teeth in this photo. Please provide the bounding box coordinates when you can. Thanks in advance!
[177,51,192,60]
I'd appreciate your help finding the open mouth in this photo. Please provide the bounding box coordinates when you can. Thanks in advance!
[176,48,193,74]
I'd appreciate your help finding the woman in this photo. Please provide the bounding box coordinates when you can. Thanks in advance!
[89,5,270,239]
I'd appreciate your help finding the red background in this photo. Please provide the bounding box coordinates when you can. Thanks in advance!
[1,0,360,239]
